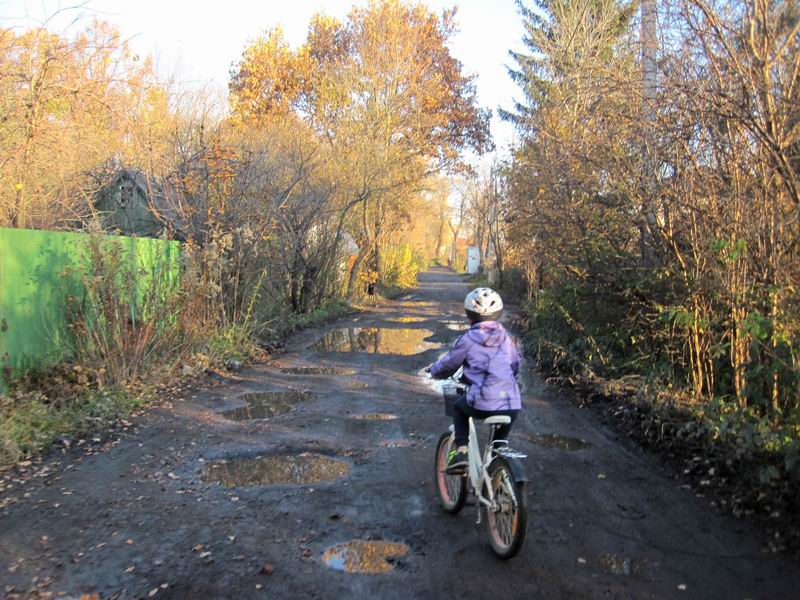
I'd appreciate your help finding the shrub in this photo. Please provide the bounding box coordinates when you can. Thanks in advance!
[382,244,424,289]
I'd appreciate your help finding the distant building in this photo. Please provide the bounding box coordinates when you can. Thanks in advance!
[94,168,185,239]
[466,246,481,274]
[308,224,359,258]
[338,231,359,258]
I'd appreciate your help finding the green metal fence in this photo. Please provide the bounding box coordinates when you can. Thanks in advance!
[0,227,180,390]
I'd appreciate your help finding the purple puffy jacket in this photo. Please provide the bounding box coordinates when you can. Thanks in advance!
[429,321,522,411]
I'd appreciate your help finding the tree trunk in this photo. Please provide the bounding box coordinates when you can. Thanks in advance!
[434,216,445,260]
[346,246,369,299]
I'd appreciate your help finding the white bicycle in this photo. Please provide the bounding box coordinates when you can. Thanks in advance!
[432,371,529,558]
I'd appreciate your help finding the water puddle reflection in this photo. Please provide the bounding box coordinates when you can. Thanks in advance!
[525,433,591,451]
[322,540,408,574]
[203,453,349,487]
[389,316,427,324]
[280,366,356,376]
[355,413,398,421]
[311,328,439,355]
[221,391,310,421]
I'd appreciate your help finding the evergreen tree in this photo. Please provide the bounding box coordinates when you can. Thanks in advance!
[502,0,637,127]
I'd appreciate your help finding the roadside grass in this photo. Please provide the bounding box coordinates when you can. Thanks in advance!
[465,272,526,304]
[578,376,800,552]
[206,323,259,363]
[0,300,354,467]
[257,300,353,346]
[377,283,413,300]
[285,300,352,331]
[522,326,800,553]
[466,273,490,287]
[0,386,143,465]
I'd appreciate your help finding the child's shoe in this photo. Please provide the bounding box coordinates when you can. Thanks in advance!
[445,447,468,474]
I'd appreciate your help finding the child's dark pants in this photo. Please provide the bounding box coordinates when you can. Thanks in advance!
[452,396,519,446]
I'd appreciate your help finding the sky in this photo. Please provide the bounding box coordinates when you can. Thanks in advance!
[1,0,526,156]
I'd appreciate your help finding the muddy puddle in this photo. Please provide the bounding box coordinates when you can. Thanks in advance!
[322,540,408,574]
[280,366,356,376]
[389,316,428,324]
[345,381,370,389]
[311,328,439,355]
[525,433,591,451]
[221,391,310,421]
[355,412,398,421]
[203,453,349,487]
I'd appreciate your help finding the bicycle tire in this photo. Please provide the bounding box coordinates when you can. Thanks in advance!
[483,456,528,558]
[434,432,467,514]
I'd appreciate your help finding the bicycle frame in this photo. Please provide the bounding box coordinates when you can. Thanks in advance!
[432,369,529,557]
[467,417,494,508]
[449,417,526,524]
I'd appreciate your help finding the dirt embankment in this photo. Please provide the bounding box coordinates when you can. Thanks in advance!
[537,371,800,559]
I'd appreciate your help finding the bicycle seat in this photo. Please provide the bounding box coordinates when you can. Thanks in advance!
[483,416,511,426]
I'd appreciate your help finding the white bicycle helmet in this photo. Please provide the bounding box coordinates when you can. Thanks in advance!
[464,287,504,321]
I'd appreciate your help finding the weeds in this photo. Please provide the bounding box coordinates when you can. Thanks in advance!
[0,386,142,464]
[64,233,184,386]
[376,284,411,300]
[382,245,424,290]
[258,300,352,346]
[206,324,257,363]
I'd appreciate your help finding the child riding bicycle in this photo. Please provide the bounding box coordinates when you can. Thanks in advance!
[427,288,522,474]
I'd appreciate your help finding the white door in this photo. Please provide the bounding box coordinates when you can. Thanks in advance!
[466,246,481,274]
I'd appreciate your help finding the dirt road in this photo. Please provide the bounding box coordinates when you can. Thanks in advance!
[1,268,798,599]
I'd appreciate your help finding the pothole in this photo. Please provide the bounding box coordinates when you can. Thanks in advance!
[525,433,591,451]
[280,366,356,376]
[203,453,349,487]
[600,554,635,576]
[221,391,310,421]
[355,413,398,421]
[311,328,439,355]
[322,540,408,574]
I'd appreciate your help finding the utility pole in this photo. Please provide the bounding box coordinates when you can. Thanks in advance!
[640,0,658,266]
[641,0,658,117]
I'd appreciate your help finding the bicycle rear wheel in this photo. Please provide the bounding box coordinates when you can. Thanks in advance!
[483,456,528,558]
[434,432,467,514]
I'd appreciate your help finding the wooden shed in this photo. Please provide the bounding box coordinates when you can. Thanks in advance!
[94,168,185,239]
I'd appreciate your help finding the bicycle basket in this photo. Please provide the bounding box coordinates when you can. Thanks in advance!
[442,382,466,417]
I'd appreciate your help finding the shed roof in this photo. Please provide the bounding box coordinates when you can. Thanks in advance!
[97,168,187,238]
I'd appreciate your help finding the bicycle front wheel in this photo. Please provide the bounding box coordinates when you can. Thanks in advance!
[434,432,467,514]
[483,457,528,558]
